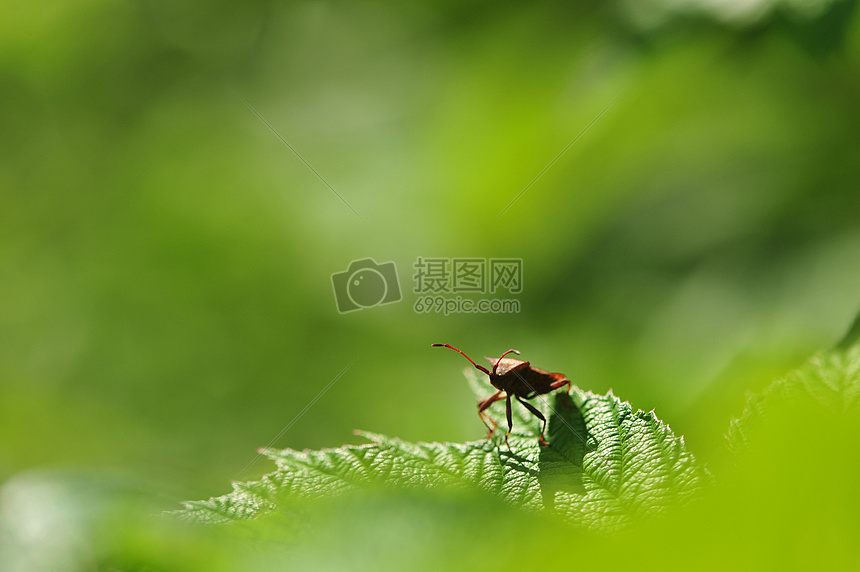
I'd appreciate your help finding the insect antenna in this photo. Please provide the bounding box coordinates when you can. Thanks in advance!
[492,349,520,375]
[432,344,491,375]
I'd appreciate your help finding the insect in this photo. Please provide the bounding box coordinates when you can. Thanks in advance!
[432,343,571,446]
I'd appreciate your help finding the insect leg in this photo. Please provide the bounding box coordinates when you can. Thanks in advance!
[549,377,574,407]
[476,389,504,437]
[549,378,572,393]
[516,396,549,446]
[505,394,513,447]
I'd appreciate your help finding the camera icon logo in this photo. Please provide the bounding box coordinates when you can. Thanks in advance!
[331,258,402,313]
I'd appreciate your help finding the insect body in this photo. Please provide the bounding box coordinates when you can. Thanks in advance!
[432,343,571,446]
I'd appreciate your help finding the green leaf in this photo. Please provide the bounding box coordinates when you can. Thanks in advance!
[726,343,860,454]
[180,370,708,531]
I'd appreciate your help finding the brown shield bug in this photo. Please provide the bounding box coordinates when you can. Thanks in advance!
[432,343,571,446]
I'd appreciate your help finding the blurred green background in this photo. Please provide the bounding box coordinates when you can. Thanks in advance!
[2,0,860,568]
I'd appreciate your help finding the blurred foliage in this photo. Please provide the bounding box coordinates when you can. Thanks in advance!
[1,0,859,569]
